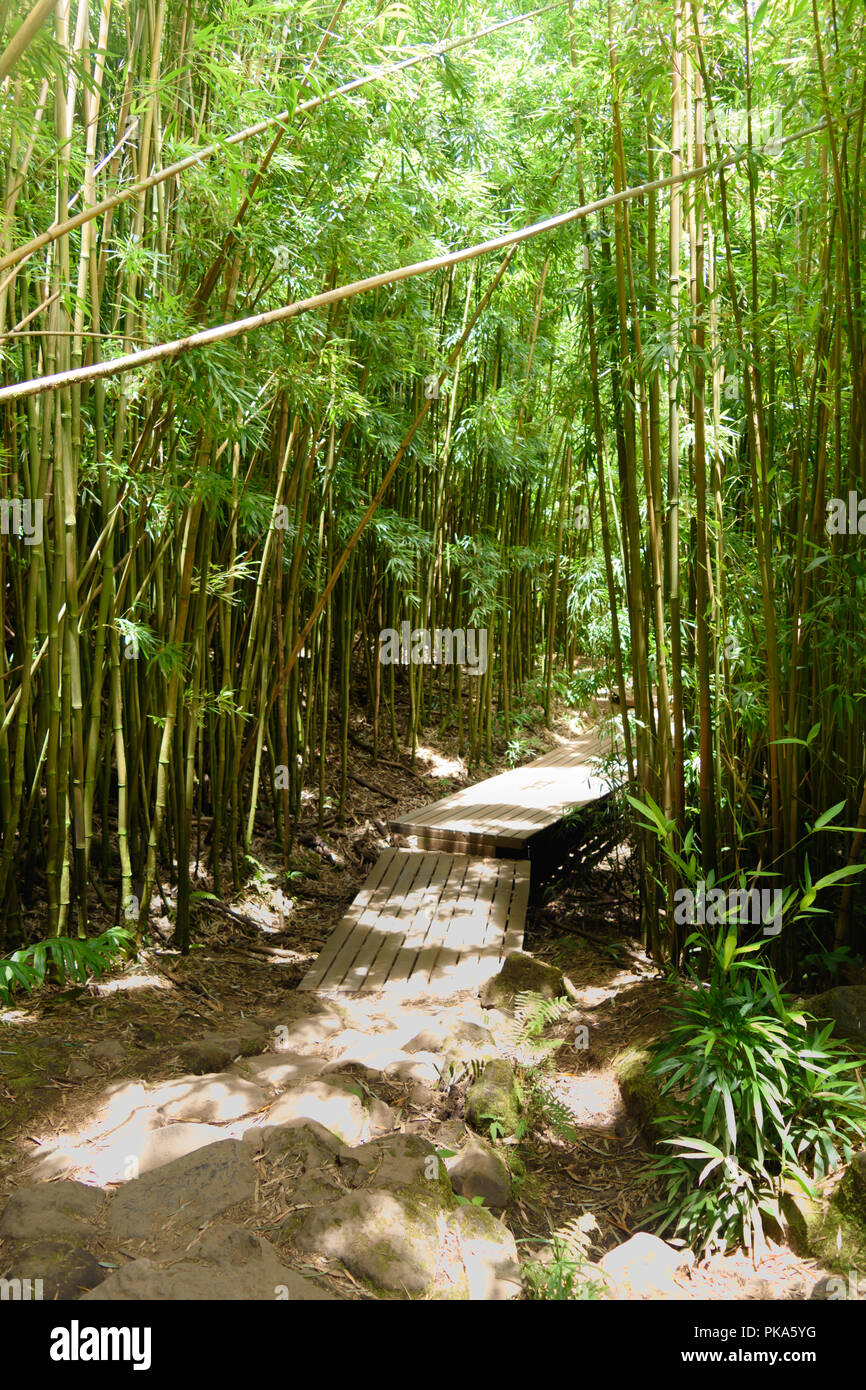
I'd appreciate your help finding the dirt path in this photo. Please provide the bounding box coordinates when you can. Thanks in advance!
[0,714,835,1300]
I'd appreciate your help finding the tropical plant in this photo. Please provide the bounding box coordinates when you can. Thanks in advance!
[646,931,866,1257]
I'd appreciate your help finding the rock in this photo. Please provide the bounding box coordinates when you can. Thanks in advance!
[264,1077,395,1146]
[446,1136,511,1210]
[90,1039,127,1064]
[233,1051,326,1090]
[781,1160,866,1273]
[68,1057,97,1081]
[71,1115,230,1186]
[598,1233,692,1299]
[452,1203,521,1299]
[405,1020,497,1074]
[480,952,566,1010]
[478,1007,517,1049]
[435,1120,469,1148]
[407,1083,435,1108]
[104,1140,256,1241]
[248,1119,344,1168]
[132,1122,231,1176]
[146,1073,268,1124]
[81,1224,336,1300]
[338,1133,441,1194]
[318,1027,445,1087]
[383,1052,442,1087]
[289,1172,346,1207]
[268,1011,344,1053]
[0,1240,108,1300]
[836,1151,866,1223]
[611,1047,665,1147]
[292,1188,444,1296]
[803,986,866,1050]
[179,1022,268,1074]
[322,1030,406,1078]
[465,1059,522,1137]
[0,1181,103,1241]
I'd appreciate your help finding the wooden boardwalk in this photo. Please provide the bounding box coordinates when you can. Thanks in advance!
[390,727,613,855]
[300,730,615,995]
[299,848,530,996]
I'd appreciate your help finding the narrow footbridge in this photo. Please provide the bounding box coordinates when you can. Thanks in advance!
[300,727,617,997]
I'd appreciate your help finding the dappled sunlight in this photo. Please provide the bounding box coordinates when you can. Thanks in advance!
[411,746,467,780]
[90,971,171,998]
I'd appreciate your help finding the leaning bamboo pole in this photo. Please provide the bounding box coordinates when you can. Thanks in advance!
[3,107,857,406]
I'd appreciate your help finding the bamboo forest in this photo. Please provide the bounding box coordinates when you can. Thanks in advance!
[1,0,866,1338]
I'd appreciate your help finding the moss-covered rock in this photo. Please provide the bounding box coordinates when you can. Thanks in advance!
[451,1202,521,1299]
[465,1059,522,1137]
[480,952,565,1009]
[446,1135,512,1210]
[611,1047,666,1148]
[780,1157,866,1273]
[291,1185,447,1296]
[0,1240,107,1300]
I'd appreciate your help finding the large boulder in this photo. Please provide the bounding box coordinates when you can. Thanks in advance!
[803,987,866,1050]
[81,1224,336,1300]
[104,1140,256,1241]
[465,1060,522,1137]
[480,952,566,1010]
[145,1073,268,1124]
[245,1119,344,1168]
[0,1181,103,1241]
[262,1076,395,1146]
[337,1133,443,1194]
[232,1051,327,1090]
[405,1020,498,1077]
[781,1154,866,1273]
[598,1232,692,1299]
[445,1136,511,1210]
[453,1203,521,1300]
[88,1120,229,1184]
[292,1188,446,1296]
[280,1128,520,1299]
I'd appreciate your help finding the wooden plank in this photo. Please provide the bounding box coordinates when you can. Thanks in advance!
[426,858,489,993]
[391,731,617,854]
[298,848,399,990]
[444,858,503,992]
[501,862,530,958]
[317,850,427,990]
[302,851,532,997]
[382,851,455,986]
[409,854,475,988]
[355,851,442,992]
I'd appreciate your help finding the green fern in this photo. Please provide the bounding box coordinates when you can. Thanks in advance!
[522,1070,580,1143]
[503,990,572,1066]
[513,990,573,1038]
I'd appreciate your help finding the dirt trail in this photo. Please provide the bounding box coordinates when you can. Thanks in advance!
[0,716,834,1299]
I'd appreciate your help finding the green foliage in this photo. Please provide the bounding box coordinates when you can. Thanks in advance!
[508,989,572,1064]
[521,1216,607,1300]
[504,991,580,1143]
[0,928,135,1006]
[646,932,866,1258]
